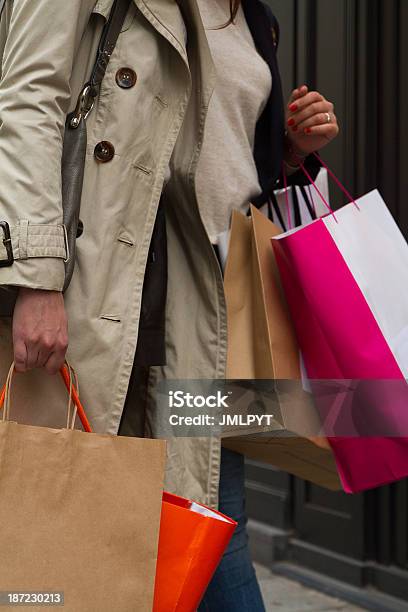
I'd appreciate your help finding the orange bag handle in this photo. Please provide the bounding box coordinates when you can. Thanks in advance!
[0,363,93,433]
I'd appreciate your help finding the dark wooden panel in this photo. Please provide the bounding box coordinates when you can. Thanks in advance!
[393,482,408,569]
[246,0,408,601]
[266,0,296,98]
[293,480,365,559]
[398,0,408,235]
[377,0,400,220]
[245,460,293,529]
[354,0,379,198]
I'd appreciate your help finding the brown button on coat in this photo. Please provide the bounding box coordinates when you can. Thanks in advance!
[94,140,116,162]
[116,67,137,88]
[0,0,249,509]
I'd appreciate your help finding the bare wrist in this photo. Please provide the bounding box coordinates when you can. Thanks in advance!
[284,131,307,168]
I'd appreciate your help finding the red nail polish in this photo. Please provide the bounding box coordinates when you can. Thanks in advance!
[287,118,295,126]
[289,103,298,112]
[292,125,298,132]
[305,128,311,134]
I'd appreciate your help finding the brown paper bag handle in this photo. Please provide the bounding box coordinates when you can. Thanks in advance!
[0,361,92,432]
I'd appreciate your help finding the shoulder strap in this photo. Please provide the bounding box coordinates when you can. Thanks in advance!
[70,0,132,127]
[88,0,131,97]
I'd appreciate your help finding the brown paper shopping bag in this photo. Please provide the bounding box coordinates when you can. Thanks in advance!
[225,206,300,380]
[223,207,341,490]
[0,364,166,612]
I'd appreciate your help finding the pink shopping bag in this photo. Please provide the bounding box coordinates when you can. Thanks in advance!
[272,155,408,493]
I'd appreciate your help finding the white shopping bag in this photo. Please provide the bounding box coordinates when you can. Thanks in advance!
[264,167,330,231]
[217,168,330,271]
[272,186,408,493]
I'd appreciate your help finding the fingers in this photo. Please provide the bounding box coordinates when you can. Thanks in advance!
[288,101,332,130]
[287,91,338,134]
[37,333,68,374]
[301,123,340,139]
[26,341,41,371]
[12,289,69,376]
[13,338,28,373]
[289,84,308,103]
[288,90,323,115]
[14,328,68,374]
[44,349,67,376]
[298,112,334,131]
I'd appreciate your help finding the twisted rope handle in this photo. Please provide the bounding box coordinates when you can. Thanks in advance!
[65,362,79,430]
[0,362,92,433]
[282,162,293,230]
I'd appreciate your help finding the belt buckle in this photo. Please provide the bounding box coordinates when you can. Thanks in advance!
[0,221,14,267]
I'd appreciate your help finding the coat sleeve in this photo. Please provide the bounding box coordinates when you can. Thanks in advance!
[0,0,101,291]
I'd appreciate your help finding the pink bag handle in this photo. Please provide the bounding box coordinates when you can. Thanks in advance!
[281,164,319,229]
[282,152,359,228]
[299,161,338,222]
[282,163,293,229]
[312,151,360,210]
[300,152,361,219]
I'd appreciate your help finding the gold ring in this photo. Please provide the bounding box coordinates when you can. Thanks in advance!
[326,112,332,124]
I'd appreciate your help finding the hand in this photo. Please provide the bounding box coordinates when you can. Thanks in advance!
[12,288,68,375]
[286,85,339,158]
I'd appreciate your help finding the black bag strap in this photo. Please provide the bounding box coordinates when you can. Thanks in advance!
[88,0,131,96]
[70,0,131,127]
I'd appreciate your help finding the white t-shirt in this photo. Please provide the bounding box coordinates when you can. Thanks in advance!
[195,0,272,244]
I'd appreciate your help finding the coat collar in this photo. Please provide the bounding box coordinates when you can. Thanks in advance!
[134,0,188,64]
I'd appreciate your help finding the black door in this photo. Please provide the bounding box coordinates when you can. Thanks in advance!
[246,0,408,602]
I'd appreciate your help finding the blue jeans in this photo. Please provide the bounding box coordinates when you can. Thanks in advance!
[198,447,266,611]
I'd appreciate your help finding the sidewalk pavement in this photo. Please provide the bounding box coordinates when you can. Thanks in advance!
[255,564,365,612]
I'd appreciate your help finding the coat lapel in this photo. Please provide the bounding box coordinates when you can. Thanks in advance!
[134,0,188,63]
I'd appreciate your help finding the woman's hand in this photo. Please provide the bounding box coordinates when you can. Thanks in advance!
[286,85,339,158]
[12,288,69,375]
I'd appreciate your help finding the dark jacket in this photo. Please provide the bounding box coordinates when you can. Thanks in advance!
[135,0,320,367]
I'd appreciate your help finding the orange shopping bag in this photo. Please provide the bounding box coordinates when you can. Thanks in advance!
[153,492,237,612]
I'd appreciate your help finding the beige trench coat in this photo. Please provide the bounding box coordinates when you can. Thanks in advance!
[0,0,233,509]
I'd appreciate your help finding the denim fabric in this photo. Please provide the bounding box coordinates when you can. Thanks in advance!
[198,447,266,611]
